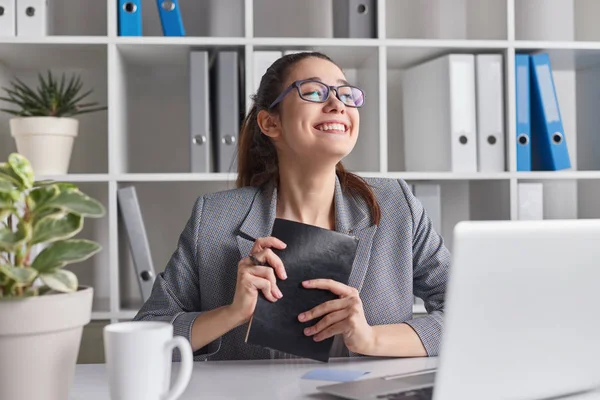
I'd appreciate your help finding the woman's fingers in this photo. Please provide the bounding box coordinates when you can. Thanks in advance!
[249,248,287,280]
[303,308,348,337]
[246,265,283,300]
[244,273,278,303]
[251,236,287,254]
[298,298,348,322]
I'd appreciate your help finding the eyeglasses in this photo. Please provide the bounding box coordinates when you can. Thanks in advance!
[268,79,365,109]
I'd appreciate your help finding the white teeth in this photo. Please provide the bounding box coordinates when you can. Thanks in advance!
[317,123,346,132]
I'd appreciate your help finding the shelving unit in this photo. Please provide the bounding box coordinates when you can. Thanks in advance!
[2,0,600,329]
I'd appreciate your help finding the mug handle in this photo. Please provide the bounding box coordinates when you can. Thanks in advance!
[161,336,193,400]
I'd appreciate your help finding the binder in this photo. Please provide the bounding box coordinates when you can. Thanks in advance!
[332,0,377,38]
[0,0,16,36]
[156,0,185,36]
[529,53,571,171]
[16,0,51,36]
[515,54,532,172]
[118,0,142,36]
[117,186,156,303]
[475,54,505,172]
[413,183,442,234]
[402,54,478,172]
[211,51,241,173]
[189,50,212,173]
[252,51,282,104]
[518,182,543,220]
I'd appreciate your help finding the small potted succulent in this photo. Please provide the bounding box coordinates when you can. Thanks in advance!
[0,153,106,400]
[0,71,107,176]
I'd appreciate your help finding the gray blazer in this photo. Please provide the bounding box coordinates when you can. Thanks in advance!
[133,176,451,361]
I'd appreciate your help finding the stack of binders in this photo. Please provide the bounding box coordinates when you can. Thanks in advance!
[118,0,185,36]
[402,53,506,173]
[189,49,245,173]
[0,0,52,36]
[515,52,571,172]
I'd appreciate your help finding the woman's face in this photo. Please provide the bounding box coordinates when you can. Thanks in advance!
[266,57,360,165]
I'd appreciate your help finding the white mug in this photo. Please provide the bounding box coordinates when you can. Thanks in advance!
[103,321,193,400]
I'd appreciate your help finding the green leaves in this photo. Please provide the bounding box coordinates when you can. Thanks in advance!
[0,264,37,285]
[42,190,105,217]
[8,153,34,189]
[32,239,101,273]
[31,213,82,245]
[0,221,29,252]
[0,71,107,118]
[40,269,78,292]
[0,152,106,297]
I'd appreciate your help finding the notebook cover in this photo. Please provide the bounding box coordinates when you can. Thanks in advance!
[245,218,359,362]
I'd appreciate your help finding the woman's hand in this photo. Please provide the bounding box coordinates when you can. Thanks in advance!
[229,237,287,324]
[298,279,375,355]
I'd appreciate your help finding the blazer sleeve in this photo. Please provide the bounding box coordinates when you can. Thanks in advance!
[397,179,451,356]
[132,195,221,361]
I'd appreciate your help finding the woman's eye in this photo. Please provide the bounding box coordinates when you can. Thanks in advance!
[304,91,322,99]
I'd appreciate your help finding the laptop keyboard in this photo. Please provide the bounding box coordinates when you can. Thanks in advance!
[376,386,434,400]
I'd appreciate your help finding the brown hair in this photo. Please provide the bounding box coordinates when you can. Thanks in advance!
[236,51,381,226]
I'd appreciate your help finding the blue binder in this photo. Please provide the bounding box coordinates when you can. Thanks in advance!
[156,0,185,36]
[529,53,571,171]
[515,54,531,172]
[118,0,142,36]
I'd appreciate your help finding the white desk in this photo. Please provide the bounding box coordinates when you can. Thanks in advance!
[70,357,600,400]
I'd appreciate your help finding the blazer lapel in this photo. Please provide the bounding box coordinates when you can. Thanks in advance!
[236,181,278,260]
[333,176,377,293]
[236,175,377,293]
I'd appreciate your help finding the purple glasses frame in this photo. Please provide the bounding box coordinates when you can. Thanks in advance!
[268,79,365,109]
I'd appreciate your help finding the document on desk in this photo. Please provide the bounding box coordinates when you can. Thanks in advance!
[302,369,370,382]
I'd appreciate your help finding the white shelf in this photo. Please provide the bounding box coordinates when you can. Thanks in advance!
[104,305,429,322]
[37,174,112,182]
[0,0,598,324]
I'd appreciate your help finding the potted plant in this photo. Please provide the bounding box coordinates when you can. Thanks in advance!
[0,71,107,176]
[0,152,106,400]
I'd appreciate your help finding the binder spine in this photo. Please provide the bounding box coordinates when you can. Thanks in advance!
[190,51,211,173]
[118,0,142,36]
[449,55,478,172]
[0,0,16,36]
[530,53,571,171]
[117,186,156,302]
[515,54,531,172]
[156,0,185,36]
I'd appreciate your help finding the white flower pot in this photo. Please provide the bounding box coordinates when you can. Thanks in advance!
[10,116,79,176]
[0,286,93,400]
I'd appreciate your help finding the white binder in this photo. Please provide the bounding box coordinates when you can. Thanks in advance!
[17,0,51,36]
[0,0,16,36]
[413,183,442,234]
[252,51,282,105]
[518,183,544,220]
[402,54,478,172]
[475,54,506,172]
[189,50,211,173]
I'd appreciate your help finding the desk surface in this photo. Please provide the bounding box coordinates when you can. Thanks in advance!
[70,357,600,400]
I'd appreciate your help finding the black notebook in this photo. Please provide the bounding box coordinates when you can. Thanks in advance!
[245,218,359,362]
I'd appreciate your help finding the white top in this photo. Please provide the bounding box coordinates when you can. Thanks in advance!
[69,357,600,400]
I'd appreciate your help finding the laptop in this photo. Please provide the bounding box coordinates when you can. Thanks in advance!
[318,219,600,400]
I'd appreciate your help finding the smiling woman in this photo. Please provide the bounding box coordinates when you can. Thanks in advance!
[133,51,451,362]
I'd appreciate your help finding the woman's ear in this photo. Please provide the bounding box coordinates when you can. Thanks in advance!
[257,109,281,139]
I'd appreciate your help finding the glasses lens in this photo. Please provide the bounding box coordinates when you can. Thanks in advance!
[299,81,329,102]
[337,86,364,107]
